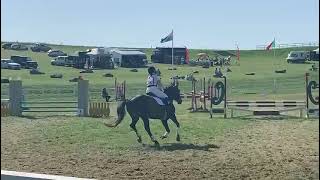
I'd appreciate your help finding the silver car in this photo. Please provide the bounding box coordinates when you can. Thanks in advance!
[10,43,28,51]
[1,59,13,69]
[48,50,67,57]
[7,62,21,70]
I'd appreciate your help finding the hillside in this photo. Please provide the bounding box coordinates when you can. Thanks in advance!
[1,41,318,60]
[1,42,318,102]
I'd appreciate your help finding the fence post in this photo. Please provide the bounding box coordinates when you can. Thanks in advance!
[224,76,227,118]
[203,77,206,110]
[78,80,89,117]
[305,73,309,119]
[9,80,22,116]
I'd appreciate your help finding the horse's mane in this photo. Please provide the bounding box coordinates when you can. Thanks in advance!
[164,84,175,91]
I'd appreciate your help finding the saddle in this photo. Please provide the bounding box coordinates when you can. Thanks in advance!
[146,92,167,106]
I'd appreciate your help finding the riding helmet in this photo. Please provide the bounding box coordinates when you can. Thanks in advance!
[148,66,156,75]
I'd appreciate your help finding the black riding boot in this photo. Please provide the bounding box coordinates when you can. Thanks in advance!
[163,98,170,120]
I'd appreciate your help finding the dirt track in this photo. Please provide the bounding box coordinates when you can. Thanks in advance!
[1,119,319,180]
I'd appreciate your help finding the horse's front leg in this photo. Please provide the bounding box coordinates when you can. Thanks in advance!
[170,114,181,141]
[141,117,160,147]
[160,119,170,139]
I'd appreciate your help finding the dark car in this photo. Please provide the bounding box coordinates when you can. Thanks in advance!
[2,43,13,49]
[31,43,52,52]
[10,55,38,69]
[24,61,38,69]
[48,50,67,57]
[10,43,28,51]
[11,55,29,64]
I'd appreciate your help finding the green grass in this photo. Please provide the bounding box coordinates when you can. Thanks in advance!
[1,44,318,101]
[1,43,318,101]
[2,111,251,154]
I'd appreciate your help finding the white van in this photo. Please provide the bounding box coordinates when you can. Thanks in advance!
[286,51,309,63]
[51,56,68,66]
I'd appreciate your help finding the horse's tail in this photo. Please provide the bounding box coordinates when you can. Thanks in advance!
[115,100,127,126]
[104,100,127,127]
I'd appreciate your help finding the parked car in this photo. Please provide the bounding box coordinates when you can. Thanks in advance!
[1,59,13,69]
[24,61,38,69]
[51,56,68,66]
[10,43,28,51]
[7,63,21,70]
[2,43,13,49]
[286,51,309,63]
[308,48,319,61]
[11,55,31,65]
[31,43,51,52]
[10,55,38,69]
[48,50,67,57]
[65,55,77,67]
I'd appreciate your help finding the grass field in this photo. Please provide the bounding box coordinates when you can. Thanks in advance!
[1,45,318,100]
[1,44,319,179]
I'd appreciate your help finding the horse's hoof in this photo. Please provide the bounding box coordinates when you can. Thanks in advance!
[176,135,181,142]
[154,141,160,148]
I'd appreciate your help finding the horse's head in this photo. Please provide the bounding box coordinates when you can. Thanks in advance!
[164,81,182,104]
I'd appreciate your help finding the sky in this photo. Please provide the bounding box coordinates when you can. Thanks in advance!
[1,0,319,49]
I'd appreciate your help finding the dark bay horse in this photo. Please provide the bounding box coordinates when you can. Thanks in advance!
[106,83,182,146]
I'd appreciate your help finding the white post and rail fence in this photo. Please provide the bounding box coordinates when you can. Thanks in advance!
[2,80,89,117]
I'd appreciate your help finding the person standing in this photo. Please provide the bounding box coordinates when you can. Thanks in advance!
[102,88,110,102]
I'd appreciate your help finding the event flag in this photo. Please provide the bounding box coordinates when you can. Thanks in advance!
[185,47,190,64]
[266,38,276,50]
[236,44,240,61]
[160,31,173,43]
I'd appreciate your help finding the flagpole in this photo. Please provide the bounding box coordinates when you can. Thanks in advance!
[236,42,240,66]
[273,38,276,70]
[273,37,276,97]
[171,29,174,68]
[273,38,276,62]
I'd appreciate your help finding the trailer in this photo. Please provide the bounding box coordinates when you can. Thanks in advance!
[151,47,189,64]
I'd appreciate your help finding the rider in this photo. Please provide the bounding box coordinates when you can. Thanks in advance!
[146,66,170,119]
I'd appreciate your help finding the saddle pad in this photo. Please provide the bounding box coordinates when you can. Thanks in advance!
[152,96,165,106]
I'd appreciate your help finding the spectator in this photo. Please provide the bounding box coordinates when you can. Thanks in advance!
[218,68,223,77]
[156,68,161,76]
[214,68,218,75]
[102,88,110,102]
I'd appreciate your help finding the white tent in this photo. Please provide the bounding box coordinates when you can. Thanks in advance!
[313,48,319,54]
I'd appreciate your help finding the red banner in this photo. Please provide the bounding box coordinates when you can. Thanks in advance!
[237,45,240,61]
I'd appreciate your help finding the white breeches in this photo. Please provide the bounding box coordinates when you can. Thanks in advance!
[146,86,168,99]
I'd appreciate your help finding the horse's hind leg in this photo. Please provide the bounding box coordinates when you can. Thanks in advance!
[170,114,181,141]
[129,116,142,143]
[141,117,159,146]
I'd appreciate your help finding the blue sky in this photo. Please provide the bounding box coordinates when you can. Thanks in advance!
[1,0,319,49]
